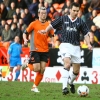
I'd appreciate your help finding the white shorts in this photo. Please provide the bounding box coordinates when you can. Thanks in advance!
[59,43,81,63]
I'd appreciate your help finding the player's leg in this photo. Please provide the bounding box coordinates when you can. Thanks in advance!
[62,57,71,95]
[30,52,41,92]
[7,58,15,79]
[31,65,41,92]
[15,65,21,81]
[31,52,49,92]
[34,61,46,86]
[59,43,71,95]
[69,63,80,93]
[68,46,81,93]
[15,58,22,81]
[26,51,40,72]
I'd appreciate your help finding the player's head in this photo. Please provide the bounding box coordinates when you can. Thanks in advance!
[70,2,80,19]
[38,7,47,22]
[14,36,20,43]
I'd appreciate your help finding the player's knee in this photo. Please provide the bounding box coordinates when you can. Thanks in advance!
[34,66,40,72]
[40,67,45,74]
[73,70,79,75]
[17,66,21,71]
[9,68,13,72]
[64,63,70,69]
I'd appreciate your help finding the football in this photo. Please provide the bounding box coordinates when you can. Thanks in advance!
[77,85,89,97]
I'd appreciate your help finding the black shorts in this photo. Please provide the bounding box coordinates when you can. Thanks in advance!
[29,51,49,64]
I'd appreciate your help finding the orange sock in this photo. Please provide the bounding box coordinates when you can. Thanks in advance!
[28,64,34,71]
[34,72,43,86]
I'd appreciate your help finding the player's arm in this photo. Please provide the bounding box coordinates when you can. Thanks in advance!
[49,29,55,48]
[7,53,10,63]
[23,22,34,45]
[7,46,12,63]
[80,20,93,50]
[45,24,54,33]
[23,30,28,45]
[84,33,93,50]
[39,17,62,34]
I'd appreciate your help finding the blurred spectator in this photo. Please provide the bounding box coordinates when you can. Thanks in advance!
[62,0,71,11]
[15,8,21,19]
[52,1,64,13]
[38,3,43,9]
[81,39,88,48]
[2,23,11,42]
[3,0,10,8]
[44,0,52,4]
[77,9,86,22]
[80,0,90,15]
[20,11,25,19]
[89,31,100,47]
[24,0,32,7]
[0,3,8,20]
[83,7,95,28]
[16,0,27,9]
[48,6,56,20]
[91,25,100,44]
[53,11,62,19]
[18,18,27,33]
[13,13,18,19]
[0,19,6,41]
[39,0,44,6]
[23,8,33,26]
[8,0,17,9]
[18,18,27,44]
[1,23,11,49]
[10,23,21,43]
[77,10,83,18]
[28,0,38,20]
[13,17,18,24]
[6,2,16,19]
[54,38,61,48]
[93,13,100,29]
[62,8,69,15]
[72,0,81,4]
[44,1,50,14]
[89,0,100,14]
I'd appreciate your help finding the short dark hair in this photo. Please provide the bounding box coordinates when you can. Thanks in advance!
[70,2,80,9]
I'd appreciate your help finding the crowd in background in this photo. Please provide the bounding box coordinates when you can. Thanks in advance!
[0,0,100,49]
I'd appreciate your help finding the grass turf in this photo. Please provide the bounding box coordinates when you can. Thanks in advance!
[0,81,100,100]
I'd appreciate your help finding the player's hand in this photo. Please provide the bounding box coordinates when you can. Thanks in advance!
[22,66,27,70]
[87,44,93,51]
[38,30,47,34]
[24,38,28,45]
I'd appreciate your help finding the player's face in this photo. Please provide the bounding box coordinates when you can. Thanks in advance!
[15,36,20,43]
[70,6,79,19]
[39,10,47,20]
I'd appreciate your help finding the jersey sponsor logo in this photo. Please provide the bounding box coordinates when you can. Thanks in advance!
[66,26,77,32]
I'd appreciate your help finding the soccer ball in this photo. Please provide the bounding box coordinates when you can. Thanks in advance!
[77,85,89,97]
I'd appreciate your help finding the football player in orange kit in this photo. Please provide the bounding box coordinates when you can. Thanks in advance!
[23,7,54,92]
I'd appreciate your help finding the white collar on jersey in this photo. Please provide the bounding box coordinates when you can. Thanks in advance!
[68,15,77,22]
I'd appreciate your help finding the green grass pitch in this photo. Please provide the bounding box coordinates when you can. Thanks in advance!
[0,81,100,100]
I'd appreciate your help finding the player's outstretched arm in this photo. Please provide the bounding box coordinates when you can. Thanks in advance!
[39,24,53,34]
[84,32,93,51]
[23,31,28,45]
